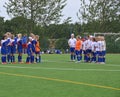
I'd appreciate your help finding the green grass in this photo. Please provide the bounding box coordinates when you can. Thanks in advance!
[0,54,120,97]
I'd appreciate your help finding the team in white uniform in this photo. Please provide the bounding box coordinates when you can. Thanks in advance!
[68,34,106,64]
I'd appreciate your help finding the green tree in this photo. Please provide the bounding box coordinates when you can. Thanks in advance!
[5,0,66,31]
[77,0,120,32]
[4,16,32,34]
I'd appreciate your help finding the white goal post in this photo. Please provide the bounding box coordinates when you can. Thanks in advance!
[94,32,120,42]
[94,33,120,37]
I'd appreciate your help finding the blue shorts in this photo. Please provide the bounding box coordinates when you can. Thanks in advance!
[92,52,96,57]
[27,52,32,56]
[1,48,7,55]
[35,51,40,54]
[75,50,80,55]
[18,49,22,53]
[96,51,102,56]
[32,48,35,53]
[86,49,91,54]
[7,46,11,54]
[11,46,16,54]
[83,50,87,54]
[70,47,75,53]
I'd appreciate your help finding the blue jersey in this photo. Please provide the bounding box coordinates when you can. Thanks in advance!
[22,36,28,44]
[27,42,32,55]
[17,38,22,53]
[1,39,10,55]
[14,37,18,44]
[31,39,37,52]
[11,39,16,54]
[7,39,12,54]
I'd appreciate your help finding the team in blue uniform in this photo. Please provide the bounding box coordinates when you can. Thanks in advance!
[17,34,23,63]
[0,32,41,64]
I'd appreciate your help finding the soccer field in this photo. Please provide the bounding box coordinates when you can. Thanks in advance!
[0,54,120,97]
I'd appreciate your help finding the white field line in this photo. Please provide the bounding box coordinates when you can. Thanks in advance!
[0,65,120,72]
[42,60,120,67]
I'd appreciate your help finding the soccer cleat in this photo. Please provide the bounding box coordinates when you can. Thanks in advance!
[12,62,16,64]
[2,62,7,64]
[26,62,31,64]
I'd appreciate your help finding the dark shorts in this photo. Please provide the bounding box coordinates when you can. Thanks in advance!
[35,51,40,54]
[75,50,82,55]
[70,47,75,53]
[18,49,22,53]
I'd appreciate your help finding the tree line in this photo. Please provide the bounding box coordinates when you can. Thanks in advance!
[0,0,120,52]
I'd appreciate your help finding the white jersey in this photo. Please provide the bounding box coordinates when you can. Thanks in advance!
[101,41,106,51]
[91,41,96,52]
[86,39,92,50]
[95,41,102,51]
[68,38,76,48]
[95,41,100,51]
[82,40,87,50]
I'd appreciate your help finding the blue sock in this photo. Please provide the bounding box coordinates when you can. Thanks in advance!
[20,56,22,62]
[77,55,80,61]
[98,57,100,62]
[71,55,73,60]
[39,56,41,63]
[87,56,90,62]
[84,55,86,62]
[18,56,20,62]
[13,56,15,62]
[26,57,30,63]
[100,57,102,62]
[4,56,6,63]
[101,57,103,62]
[94,57,96,62]
[80,55,82,61]
[1,56,4,63]
[10,56,12,62]
[91,57,94,62]
[31,56,34,63]
[7,55,11,63]
[74,55,76,60]
[103,57,105,62]
[35,57,37,63]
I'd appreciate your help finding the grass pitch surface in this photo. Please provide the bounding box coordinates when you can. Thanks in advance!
[0,54,120,97]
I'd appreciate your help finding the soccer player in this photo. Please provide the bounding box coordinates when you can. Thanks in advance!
[17,34,23,63]
[82,37,87,62]
[35,35,41,63]
[26,37,32,64]
[22,34,28,54]
[95,36,102,64]
[31,33,37,63]
[1,34,10,64]
[68,33,76,61]
[10,34,16,63]
[86,35,92,62]
[91,37,97,62]
[101,36,106,64]
[6,32,12,63]
[75,35,82,62]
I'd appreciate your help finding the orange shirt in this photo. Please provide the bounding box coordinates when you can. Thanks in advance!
[35,41,40,52]
[75,39,82,50]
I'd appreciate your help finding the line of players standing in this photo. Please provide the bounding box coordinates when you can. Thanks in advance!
[68,33,106,64]
[1,32,41,64]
